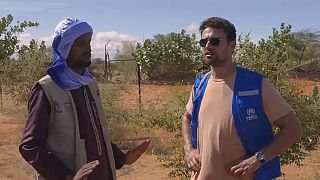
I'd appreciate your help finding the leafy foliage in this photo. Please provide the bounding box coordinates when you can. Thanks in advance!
[0,14,39,104]
[132,87,192,178]
[99,82,136,141]
[135,30,201,80]
[3,40,51,102]
[0,14,38,62]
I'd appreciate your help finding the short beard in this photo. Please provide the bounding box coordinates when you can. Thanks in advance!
[81,60,91,67]
[68,60,91,73]
[203,57,224,67]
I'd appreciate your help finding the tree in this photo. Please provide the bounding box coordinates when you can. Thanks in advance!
[113,41,137,82]
[3,40,51,102]
[0,14,39,62]
[114,41,136,60]
[0,14,39,106]
[135,30,201,81]
[288,29,320,72]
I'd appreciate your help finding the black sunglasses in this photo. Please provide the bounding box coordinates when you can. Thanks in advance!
[199,37,220,47]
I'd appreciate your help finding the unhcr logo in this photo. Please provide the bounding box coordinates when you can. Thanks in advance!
[246,107,258,121]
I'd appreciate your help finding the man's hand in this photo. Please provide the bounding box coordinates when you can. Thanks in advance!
[124,140,151,165]
[73,160,100,180]
[185,148,201,172]
[226,155,261,176]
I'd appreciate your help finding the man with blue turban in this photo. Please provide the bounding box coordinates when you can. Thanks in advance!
[19,17,150,180]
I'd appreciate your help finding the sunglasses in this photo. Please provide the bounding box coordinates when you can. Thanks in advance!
[199,37,220,47]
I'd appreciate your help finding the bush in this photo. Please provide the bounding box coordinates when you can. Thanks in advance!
[132,87,192,179]
[135,30,201,81]
[2,40,51,102]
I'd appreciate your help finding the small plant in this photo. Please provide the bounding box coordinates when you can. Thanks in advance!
[131,87,192,178]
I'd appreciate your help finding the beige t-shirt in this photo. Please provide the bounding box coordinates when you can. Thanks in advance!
[186,71,292,180]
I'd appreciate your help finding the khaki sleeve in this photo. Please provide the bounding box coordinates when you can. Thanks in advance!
[186,88,194,115]
[262,78,293,123]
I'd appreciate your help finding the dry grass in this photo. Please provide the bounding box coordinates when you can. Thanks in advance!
[0,96,33,180]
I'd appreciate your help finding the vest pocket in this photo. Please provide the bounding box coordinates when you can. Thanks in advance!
[47,126,75,155]
[53,112,75,128]
[47,112,76,156]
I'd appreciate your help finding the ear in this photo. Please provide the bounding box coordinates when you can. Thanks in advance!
[229,40,236,50]
[228,40,236,54]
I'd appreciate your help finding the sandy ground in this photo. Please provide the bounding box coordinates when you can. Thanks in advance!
[0,76,319,179]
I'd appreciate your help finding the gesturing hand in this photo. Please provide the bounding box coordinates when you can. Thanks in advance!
[73,160,100,180]
[225,155,261,176]
[124,140,151,165]
[185,148,201,172]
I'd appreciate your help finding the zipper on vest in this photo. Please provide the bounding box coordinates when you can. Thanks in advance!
[83,86,102,155]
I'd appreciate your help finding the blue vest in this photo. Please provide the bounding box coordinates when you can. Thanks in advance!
[190,67,281,180]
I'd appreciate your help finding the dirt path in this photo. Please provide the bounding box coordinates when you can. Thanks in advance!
[118,154,175,180]
[0,113,34,180]
[281,147,320,179]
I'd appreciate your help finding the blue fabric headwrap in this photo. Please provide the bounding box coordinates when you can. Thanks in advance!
[48,17,94,90]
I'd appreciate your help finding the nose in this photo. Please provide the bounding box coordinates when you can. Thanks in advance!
[86,43,92,53]
[204,40,213,49]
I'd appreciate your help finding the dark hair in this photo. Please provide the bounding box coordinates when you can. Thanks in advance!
[199,17,236,42]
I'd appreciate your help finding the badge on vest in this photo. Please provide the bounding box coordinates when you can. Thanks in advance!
[246,107,258,121]
[54,101,72,112]
[238,89,259,96]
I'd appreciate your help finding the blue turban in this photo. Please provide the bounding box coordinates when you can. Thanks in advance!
[48,17,94,90]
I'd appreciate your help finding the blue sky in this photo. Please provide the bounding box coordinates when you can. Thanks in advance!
[1,0,319,58]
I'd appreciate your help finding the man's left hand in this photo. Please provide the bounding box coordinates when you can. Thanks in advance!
[124,140,151,165]
[226,155,261,176]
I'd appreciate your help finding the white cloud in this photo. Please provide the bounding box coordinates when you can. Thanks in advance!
[18,33,32,46]
[18,34,53,47]
[39,36,53,46]
[185,23,199,33]
[18,31,139,59]
[92,31,139,59]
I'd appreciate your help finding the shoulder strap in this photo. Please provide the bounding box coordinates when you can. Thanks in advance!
[190,71,211,148]
[194,71,211,97]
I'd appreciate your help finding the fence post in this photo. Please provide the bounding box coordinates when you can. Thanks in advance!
[137,63,142,112]
[0,84,2,108]
[107,56,112,81]
[104,39,111,82]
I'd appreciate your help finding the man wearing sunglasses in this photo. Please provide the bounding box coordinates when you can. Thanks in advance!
[182,17,302,180]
